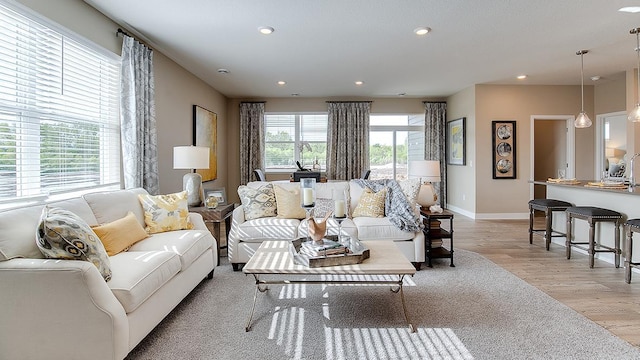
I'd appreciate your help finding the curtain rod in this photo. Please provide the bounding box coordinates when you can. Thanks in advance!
[325,101,373,103]
[116,28,152,50]
[240,101,266,104]
[422,101,447,104]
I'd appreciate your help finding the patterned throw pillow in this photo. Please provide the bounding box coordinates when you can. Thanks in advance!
[92,212,149,256]
[238,184,277,220]
[352,187,387,218]
[273,185,306,219]
[36,206,112,281]
[138,191,194,234]
[313,198,335,218]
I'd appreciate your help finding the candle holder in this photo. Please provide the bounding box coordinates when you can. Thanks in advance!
[333,188,348,244]
[300,178,316,240]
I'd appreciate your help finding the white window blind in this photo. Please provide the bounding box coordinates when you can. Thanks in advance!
[0,1,120,203]
[264,114,327,171]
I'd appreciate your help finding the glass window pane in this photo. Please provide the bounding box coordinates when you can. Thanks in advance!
[370,131,393,179]
[265,115,295,141]
[265,142,295,169]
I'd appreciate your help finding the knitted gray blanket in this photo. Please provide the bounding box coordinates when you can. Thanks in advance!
[352,179,423,233]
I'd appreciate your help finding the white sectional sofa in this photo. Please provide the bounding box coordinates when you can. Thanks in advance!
[229,180,425,270]
[0,188,217,360]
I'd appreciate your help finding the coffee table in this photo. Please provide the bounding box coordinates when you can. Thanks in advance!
[242,240,417,332]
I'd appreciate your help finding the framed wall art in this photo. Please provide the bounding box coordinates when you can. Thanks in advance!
[446,117,466,165]
[193,105,217,181]
[204,188,226,206]
[492,120,516,179]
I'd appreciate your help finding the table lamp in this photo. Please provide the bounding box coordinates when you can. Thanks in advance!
[409,160,441,208]
[173,146,210,206]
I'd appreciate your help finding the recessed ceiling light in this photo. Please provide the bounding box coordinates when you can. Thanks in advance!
[217,68,229,74]
[258,26,274,35]
[291,93,299,97]
[619,7,640,13]
[591,75,601,81]
[398,92,406,96]
[414,27,431,35]
[277,81,286,85]
[355,81,364,85]
[517,74,527,80]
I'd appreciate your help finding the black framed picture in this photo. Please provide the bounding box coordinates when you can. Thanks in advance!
[446,117,466,165]
[492,120,516,179]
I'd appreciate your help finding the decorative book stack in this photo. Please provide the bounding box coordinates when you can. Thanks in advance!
[289,236,370,268]
[428,219,443,248]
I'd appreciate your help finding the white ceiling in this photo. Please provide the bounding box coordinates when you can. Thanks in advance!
[84,0,640,99]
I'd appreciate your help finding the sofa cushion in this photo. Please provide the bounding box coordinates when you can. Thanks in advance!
[352,187,386,218]
[0,198,95,261]
[83,188,148,225]
[353,217,415,241]
[238,184,277,220]
[92,212,149,256]
[128,229,212,271]
[108,250,181,313]
[236,217,299,242]
[273,185,306,219]
[36,207,112,281]
[138,191,194,234]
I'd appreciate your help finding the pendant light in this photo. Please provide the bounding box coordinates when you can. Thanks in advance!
[575,50,592,128]
[629,28,640,122]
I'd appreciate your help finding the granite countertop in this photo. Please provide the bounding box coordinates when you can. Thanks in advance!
[530,179,640,196]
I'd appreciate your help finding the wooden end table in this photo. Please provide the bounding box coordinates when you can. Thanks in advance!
[420,208,455,267]
[189,203,234,263]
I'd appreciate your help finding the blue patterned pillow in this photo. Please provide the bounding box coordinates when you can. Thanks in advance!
[238,184,277,220]
[36,206,112,281]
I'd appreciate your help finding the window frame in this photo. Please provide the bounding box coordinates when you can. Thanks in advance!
[0,0,121,208]
[369,115,425,180]
[264,112,328,173]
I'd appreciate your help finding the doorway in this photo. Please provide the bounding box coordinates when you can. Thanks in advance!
[530,115,575,200]
[595,111,627,179]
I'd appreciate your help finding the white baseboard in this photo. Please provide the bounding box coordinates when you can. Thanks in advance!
[445,205,528,220]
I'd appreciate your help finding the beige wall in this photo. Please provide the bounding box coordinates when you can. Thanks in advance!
[472,84,594,215]
[226,97,444,203]
[595,74,625,115]
[18,0,229,195]
[445,86,476,215]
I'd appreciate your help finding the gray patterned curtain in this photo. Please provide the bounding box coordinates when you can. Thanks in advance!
[424,102,447,205]
[326,101,371,180]
[239,102,265,185]
[120,35,158,194]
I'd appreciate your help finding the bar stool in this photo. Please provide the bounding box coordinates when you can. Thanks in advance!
[528,199,572,250]
[624,219,640,283]
[565,206,622,268]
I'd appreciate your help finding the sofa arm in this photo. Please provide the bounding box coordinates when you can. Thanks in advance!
[227,205,246,263]
[0,258,129,360]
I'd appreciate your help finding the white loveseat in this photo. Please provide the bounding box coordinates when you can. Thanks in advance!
[229,180,425,270]
[0,188,217,360]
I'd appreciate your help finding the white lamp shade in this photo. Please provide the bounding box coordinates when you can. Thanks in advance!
[409,160,441,182]
[173,146,210,170]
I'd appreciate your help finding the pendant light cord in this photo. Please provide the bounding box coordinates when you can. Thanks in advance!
[581,52,585,112]
[636,30,640,106]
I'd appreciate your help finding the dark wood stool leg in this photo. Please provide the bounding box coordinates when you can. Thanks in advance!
[626,227,633,284]
[529,205,534,245]
[545,208,552,251]
[615,220,621,268]
[588,219,595,269]
[566,214,573,259]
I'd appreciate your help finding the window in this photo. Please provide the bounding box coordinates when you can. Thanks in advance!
[369,115,424,180]
[0,2,120,204]
[264,114,327,172]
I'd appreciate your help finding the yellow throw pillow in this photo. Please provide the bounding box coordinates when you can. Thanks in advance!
[138,191,194,234]
[273,185,306,219]
[92,212,149,256]
[352,187,387,218]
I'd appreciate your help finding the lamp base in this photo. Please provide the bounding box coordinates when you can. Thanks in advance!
[416,182,438,208]
[183,172,203,206]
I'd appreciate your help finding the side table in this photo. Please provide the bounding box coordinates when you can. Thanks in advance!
[420,208,455,267]
[189,203,235,264]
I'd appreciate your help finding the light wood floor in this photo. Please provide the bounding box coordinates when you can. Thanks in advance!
[447,214,640,347]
